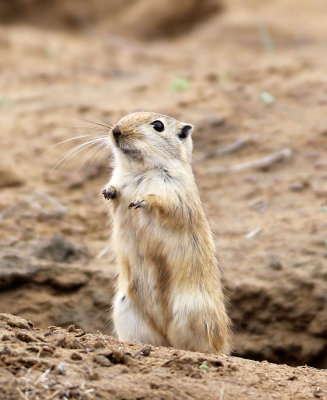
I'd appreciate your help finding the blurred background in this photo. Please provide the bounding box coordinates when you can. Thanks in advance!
[0,0,327,368]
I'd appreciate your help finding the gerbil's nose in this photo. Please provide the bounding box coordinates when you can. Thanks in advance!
[112,126,122,141]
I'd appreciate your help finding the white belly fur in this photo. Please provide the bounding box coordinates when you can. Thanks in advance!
[113,292,168,346]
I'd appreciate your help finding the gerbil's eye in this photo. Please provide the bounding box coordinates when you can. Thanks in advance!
[151,120,164,132]
[178,124,193,140]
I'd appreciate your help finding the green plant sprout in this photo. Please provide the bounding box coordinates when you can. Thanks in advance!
[199,361,210,374]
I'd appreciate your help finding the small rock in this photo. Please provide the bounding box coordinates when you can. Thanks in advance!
[71,352,83,361]
[0,313,33,329]
[55,334,84,349]
[67,325,77,332]
[136,346,152,357]
[41,345,55,355]
[57,362,66,375]
[16,331,36,343]
[260,91,275,105]
[94,340,105,349]
[205,72,219,82]
[94,354,111,367]
[44,331,57,337]
[107,349,126,364]
[87,370,100,380]
[0,166,24,188]
[26,345,39,353]
[150,382,160,389]
[190,371,202,379]
[268,255,283,270]
[180,356,196,364]
[77,104,93,114]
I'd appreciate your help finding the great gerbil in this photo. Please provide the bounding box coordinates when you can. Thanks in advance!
[102,111,231,354]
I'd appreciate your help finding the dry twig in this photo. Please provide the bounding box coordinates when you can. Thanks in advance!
[210,148,292,175]
[197,138,254,161]
[0,192,67,221]
[216,139,255,156]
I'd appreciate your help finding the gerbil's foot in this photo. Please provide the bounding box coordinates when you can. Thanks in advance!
[102,186,117,200]
[128,197,147,210]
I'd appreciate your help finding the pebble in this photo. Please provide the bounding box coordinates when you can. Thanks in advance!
[0,166,24,188]
[268,255,283,270]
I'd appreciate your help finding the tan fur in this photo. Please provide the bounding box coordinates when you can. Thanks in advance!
[103,111,231,354]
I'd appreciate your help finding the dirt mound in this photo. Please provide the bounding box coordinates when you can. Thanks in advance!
[0,239,116,331]
[0,0,223,38]
[228,273,327,367]
[0,313,326,400]
[111,0,223,39]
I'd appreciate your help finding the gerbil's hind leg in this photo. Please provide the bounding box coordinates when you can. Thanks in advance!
[168,320,215,354]
[113,293,167,346]
[167,306,229,354]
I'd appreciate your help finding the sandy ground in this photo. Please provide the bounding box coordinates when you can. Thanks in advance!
[1,313,327,400]
[0,0,327,397]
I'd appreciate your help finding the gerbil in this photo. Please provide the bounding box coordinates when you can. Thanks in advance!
[102,111,230,354]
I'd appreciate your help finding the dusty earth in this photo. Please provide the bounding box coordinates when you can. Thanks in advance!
[1,313,327,400]
[0,0,327,397]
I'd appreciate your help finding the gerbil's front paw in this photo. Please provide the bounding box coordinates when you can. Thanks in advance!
[102,186,117,200]
[128,197,147,210]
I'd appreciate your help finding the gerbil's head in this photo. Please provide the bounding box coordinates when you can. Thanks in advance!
[109,112,194,169]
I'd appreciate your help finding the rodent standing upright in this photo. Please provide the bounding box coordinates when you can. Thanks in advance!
[102,112,230,354]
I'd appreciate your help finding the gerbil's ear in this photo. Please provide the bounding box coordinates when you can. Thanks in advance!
[178,124,194,140]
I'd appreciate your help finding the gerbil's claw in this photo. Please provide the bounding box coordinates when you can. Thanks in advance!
[102,186,117,200]
[128,198,146,209]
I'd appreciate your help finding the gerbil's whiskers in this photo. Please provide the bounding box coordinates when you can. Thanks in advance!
[79,141,109,169]
[79,118,113,132]
[49,134,101,148]
[95,116,114,128]
[53,136,108,171]
[48,117,114,176]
